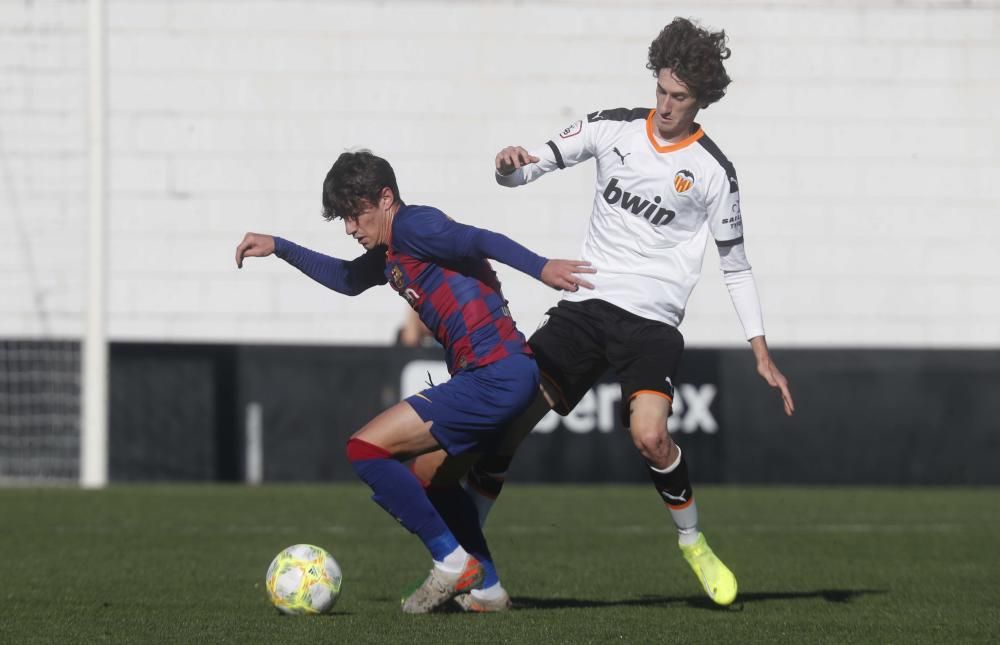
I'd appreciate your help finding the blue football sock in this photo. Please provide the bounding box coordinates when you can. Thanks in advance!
[347,439,458,561]
[426,484,498,587]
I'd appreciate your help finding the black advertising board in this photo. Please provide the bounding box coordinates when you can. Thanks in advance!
[96,343,1000,485]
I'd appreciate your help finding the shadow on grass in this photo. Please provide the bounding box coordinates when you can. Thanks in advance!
[513,588,887,612]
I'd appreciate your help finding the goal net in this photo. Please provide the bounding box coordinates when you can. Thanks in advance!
[0,340,81,483]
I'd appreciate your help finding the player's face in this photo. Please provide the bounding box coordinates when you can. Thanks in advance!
[652,69,701,141]
[343,189,394,250]
[344,204,383,250]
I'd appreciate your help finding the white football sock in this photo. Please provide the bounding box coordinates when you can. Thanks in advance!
[677,523,701,547]
[470,582,507,601]
[434,545,470,574]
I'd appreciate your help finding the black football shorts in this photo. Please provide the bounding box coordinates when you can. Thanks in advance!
[528,298,684,427]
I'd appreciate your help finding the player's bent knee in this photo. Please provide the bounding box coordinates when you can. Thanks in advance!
[629,424,674,461]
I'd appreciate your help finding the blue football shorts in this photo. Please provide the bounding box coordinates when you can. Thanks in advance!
[405,352,539,455]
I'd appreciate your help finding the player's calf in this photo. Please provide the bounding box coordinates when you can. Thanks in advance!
[647,446,700,545]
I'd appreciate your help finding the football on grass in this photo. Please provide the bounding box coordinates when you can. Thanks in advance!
[265,544,343,615]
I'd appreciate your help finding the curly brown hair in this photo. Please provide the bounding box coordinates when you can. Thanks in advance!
[646,17,731,106]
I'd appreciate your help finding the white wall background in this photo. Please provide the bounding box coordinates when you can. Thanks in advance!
[1,0,998,348]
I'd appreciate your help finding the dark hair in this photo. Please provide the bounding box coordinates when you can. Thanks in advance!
[646,17,731,106]
[321,150,401,221]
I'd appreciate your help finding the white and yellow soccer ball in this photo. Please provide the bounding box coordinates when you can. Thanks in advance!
[265,544,343,615]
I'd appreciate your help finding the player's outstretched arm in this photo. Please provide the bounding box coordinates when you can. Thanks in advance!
[237,231,386,296]
[495,118,596,187]
[452,225,595,292]
[750,336,795,416]
[235,232,276,268]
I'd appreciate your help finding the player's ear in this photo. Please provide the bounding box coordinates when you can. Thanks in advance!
[379,186,394,209]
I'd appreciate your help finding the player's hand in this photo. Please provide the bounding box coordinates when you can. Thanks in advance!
[749,337,794,416]
[495,146,539,176]
[235,232,276,268]
[540,259,596,292]
[757,356,795,416]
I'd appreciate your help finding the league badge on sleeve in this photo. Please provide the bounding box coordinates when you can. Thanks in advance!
[559,120,583,139]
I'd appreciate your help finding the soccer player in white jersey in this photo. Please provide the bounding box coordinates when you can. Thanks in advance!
[413,17,795,612]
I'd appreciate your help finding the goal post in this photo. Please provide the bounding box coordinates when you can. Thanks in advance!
[80,0,108,489]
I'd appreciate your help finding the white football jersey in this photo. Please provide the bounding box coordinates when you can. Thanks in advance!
[498,107,750,329]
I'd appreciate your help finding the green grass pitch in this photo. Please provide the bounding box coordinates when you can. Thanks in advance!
[1,485,998,644]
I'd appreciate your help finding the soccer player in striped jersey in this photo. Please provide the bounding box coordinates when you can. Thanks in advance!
[414,17,795,611]
[235,150,594,613]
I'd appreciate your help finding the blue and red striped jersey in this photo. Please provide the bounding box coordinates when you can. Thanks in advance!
[387,205,537,374]
[273,204,548,375]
